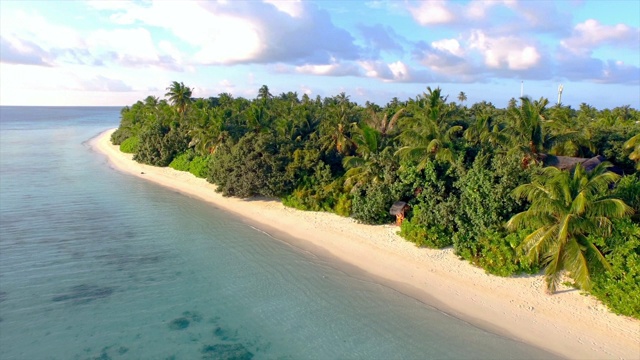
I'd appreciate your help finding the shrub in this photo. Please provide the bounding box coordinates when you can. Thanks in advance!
[119,136,139,153]
[589,219,640,319]
[208,133,291,198]
[475,229,538,277]
[111,127,132,145]
[134,123,188,167]
[400,215,453,248]
[169,150,193,172]
[351,182,394,224]
[188,155,210,178]
[453,152,532,260]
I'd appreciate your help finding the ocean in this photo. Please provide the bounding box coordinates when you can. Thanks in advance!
[0,106,558,359]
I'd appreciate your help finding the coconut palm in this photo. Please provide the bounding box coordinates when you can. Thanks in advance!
[464,102,508,149]
[342,124,387,188]
[506,163,633,293]
[457,91,467,104]
[624,133,640,170]
[505,96,547,158]
[318,93,360,155]
[165,81,193,117]
[396,87,463,166]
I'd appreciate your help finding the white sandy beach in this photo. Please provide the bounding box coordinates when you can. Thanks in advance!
[93,129,639,360]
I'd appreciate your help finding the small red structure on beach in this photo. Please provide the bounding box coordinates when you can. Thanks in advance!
[389,201,409,226]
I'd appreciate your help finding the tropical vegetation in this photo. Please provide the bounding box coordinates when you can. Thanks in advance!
[111,83,640,318]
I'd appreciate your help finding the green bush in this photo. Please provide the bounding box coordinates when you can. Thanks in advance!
[589,219,640,319]
[333,193,352,217]
[208,133,291,198]
[169,151,192,172]
[400,216,453,248]
[188,155,210,178]
[453,152,532,260]
[134,123,188,167]
[351,182,394,224]
[111,127,132,145]
[475,229,538,277]
[119,136,139,153]
[169,150,211,179]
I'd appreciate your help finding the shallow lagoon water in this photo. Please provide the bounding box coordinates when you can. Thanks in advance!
[0,107,559,359]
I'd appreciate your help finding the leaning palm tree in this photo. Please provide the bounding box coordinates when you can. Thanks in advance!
[624,133,640,170]
[165,81,193,118]
[506,163,633,293]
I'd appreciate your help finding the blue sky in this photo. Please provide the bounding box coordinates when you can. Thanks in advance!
[1,0,638,109]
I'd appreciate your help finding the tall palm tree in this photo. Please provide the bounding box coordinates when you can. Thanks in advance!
[165,81,193,118]
[342,124,387,188]
[506,163,633,293]
[464,102,508,148]
[505,96,547,157]
[457,91,467,104]
[318,93,360,155]
[624,133,640,170]
[396,87,463,166]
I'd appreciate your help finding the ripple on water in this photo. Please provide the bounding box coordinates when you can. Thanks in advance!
[51,284,115,305]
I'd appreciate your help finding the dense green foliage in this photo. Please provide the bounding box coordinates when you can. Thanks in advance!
[507,163,633,293]
[113,82,639,317]
[119,136,139,153]
[589,218,640,318]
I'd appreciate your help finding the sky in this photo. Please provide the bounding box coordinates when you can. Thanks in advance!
[1,0,639,109]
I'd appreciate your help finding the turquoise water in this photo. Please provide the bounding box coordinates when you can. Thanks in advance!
[0,106,559,359]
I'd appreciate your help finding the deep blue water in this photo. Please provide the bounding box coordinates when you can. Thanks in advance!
[0,106,559,359]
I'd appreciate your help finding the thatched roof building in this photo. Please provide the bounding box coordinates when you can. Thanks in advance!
[542,154,623,174]
[390,201,409,226]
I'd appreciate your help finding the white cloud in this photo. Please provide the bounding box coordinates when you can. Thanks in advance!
[295,62,360,76]
[408,1,454,25]
[0,10,85,50]
[263,0,303,17]
[81,75,133,92]
[465,0,505,20]
[89,1,359,65]
[359,60,431,83]
[191,16,262,64]
[469,31,541,71]
[431,39,464,57]
[89,28,160,65]
[561,19,639,55]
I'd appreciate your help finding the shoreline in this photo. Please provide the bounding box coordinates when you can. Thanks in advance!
[92,129,639,359]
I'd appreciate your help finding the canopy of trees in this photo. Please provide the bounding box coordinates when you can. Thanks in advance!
[112,83,640,318]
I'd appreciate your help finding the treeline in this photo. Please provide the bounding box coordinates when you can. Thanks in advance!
[112,82,640,318]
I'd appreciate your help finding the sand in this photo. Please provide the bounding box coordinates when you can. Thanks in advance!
[92,129,639,360]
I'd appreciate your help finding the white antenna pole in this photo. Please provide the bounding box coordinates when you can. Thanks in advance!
[520,81,523,98]
[557,84,564,105]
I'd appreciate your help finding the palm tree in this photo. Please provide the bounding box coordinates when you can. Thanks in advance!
[457,91,467,104]
[165,81,193,118]
[506,163,633,293]
[342,124,387,188]
[464,102,508,148]
[188,107,225,155]
[396,87,463,166]
[506,96,547,155]
[624,133,640,170]
[318,93,360,155]
[365,106,405,139]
